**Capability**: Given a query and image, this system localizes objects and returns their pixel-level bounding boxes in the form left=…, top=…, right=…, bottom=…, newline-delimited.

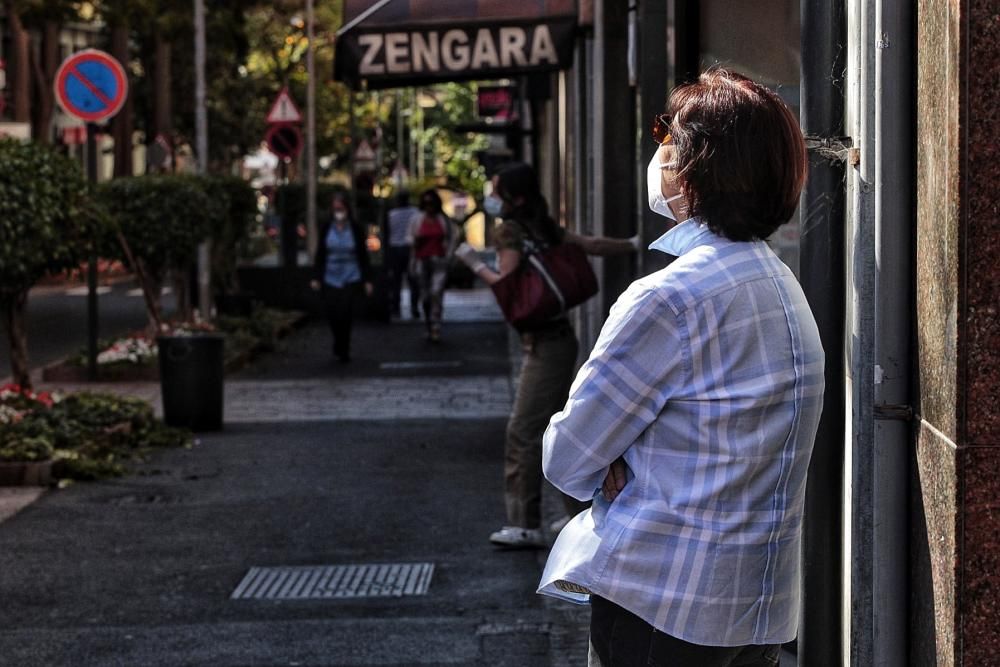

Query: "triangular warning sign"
left=354, top=139, right=376, bottom=161
left=266, top=87, right=302, bottom=124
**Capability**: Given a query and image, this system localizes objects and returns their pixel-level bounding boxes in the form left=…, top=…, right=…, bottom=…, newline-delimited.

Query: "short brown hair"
left=668, top=67, right=808, bottom=241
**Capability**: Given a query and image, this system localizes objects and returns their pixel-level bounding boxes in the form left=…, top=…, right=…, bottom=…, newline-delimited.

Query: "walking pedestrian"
left=538, top=67, right=824, bottom=665
left=408, top=189, right=460, bottom=342
left=453, top=162, right=639, bottom=549
left=386, top=191, right=420, bottom=319
left=310, top=193, right=373, bottom=363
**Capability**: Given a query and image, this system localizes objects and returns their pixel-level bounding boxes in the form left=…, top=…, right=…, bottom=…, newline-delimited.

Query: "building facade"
left=554, top=2, right=999, bottom=665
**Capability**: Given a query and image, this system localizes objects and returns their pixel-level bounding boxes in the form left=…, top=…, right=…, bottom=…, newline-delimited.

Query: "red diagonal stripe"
left=70, top=66, right=115, bottom=108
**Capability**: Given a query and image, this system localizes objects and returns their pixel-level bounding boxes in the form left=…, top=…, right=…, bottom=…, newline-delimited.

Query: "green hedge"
left=99, top=175, right=213, bottom=282
left=202, top=175, right=258, bottom=293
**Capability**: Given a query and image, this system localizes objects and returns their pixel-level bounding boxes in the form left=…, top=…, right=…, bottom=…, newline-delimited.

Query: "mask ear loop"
left=659, top=159, right=683, bottom=203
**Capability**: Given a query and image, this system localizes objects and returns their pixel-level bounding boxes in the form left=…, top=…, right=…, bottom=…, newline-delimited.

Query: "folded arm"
left=542, top=285, right=681, bottom=500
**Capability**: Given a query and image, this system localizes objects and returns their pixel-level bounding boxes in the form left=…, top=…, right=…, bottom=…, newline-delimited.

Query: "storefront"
left=337, top=3, right=1000, bottom=665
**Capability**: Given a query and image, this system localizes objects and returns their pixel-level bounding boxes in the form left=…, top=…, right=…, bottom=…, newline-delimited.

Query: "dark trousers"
left=387, top=245, right=419, bottom=316
left=589, top=596, right=781, bottom=667
left=322, top=283, right=360, bottom=360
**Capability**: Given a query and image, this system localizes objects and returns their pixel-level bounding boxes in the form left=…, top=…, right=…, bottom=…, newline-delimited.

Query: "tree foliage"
left=0, top=138, right=109, bottom=387
left=201, top=175, right=258, bottom=293
left=98, top=174, right=212, bottom=282
left=0, top=139, right=105, bottom=300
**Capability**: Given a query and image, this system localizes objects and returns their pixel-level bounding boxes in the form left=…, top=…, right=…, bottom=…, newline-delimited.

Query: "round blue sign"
left=54, top=49, right=128, bottom=123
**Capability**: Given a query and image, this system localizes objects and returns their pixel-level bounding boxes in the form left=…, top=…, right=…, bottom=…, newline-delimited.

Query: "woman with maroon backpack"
left=454, top=162, right=638, bottom=549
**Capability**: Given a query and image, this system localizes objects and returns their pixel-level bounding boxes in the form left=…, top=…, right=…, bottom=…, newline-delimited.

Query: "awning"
left=335, top=0, right=578, bottom=89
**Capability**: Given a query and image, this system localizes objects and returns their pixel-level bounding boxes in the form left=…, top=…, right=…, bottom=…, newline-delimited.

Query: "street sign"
left=53, top=49, right=128, bottom=123
left=266, top=87, right=302, bottom=124
left=353, top=139, right=376, bottom=173
left=61, top=125, right=87, bottom=145
left=266, top=123, right=302, bottom=159
left=354, top=139, right=375, bottom=161
left=478, top=86, right=516, bottom=122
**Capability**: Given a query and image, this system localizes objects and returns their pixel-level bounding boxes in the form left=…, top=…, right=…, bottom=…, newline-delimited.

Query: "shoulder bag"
left=491, top=233, right=598, bottom=331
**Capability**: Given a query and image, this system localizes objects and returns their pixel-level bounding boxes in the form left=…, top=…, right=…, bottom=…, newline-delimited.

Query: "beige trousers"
left=504, top=327, right=589, bottom=529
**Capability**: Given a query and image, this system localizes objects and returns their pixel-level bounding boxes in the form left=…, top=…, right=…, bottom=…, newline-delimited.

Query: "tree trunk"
left=110, top=23, right=134, bottom=177
left=151, top=32, right=173, bottom=171
left=5, top=4, right=31, bottom=123
left=116, top=232, right=163, bottom=331
left=28, top=20, right=60, bottom=144
left=145, top=271, right=164, bottom=333
left=172, top=271, right=191, bottom=322
left=2, top=292, right=32, bottom=390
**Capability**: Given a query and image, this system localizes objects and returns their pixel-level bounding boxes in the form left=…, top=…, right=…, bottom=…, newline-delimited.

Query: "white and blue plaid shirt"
left=538, top=219, right=824, bottom=647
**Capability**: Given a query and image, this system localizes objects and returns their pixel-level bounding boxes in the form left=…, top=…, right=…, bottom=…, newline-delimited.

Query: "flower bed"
left=96, top=336, right=157, bottom=365
left=0, top=383, right=191, bottom=484
left=41, top=308, right=304, bottom=382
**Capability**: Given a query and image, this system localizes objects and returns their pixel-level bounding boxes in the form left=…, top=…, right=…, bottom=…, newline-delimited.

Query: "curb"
left=0, top=488, right=46, bottom=527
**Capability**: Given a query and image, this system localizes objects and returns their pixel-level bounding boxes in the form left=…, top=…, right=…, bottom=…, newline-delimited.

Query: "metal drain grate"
left=230, top=563, right=435, bottom=600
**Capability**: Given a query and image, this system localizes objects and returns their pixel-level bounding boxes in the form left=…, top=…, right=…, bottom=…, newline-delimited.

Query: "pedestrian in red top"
left=408, top=189, right=460, bottom=342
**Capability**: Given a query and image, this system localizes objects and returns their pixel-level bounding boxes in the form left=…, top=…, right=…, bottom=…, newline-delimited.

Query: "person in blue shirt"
left=310, top=193, right=373, bottom=363
left=538, top=67, right=824, bottom=665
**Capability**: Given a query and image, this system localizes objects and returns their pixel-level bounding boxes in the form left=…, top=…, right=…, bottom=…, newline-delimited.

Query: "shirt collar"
left=647, top=218, right=716, bottom=256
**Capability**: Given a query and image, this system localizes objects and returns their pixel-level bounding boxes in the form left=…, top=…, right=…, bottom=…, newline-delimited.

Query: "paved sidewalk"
left=1, top=287, right=592, bottom=666
left=225, top=375, right=512, bottom=422
left=0, top=488, right=46, bottom=524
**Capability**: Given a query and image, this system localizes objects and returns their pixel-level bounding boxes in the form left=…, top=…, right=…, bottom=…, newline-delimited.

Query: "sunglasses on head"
left=652, top=113, right=673, bottom=145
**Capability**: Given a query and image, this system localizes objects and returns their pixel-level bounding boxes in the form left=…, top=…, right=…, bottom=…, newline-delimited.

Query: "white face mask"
left=483, top=194, right=504, bottom=218
left=333, top=211, right=347, bottom=222
left=646, top=150, right=685, bottom=221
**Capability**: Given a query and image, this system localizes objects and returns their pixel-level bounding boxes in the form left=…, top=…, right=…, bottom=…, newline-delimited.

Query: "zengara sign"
left=335, top=17, right=575, bottom=89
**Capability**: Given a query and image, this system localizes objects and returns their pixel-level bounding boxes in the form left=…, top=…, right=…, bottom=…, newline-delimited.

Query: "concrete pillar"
left=637, top=0, right=670, bottom=275
left=592, top=0, right=636, bottom=317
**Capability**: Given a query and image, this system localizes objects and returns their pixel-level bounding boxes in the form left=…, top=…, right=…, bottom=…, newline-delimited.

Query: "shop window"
left=699, top=0, right=802, bottom=276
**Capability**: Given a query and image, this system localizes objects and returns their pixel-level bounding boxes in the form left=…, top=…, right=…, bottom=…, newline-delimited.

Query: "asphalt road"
left=0, top=315, right=582, bottom=666
left=0, top=280, right=175, bottom=381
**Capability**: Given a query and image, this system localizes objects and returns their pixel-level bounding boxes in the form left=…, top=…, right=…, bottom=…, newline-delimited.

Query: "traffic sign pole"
left=86, top=123, right=99, bottom=381
left=54, top=49, right=129, bottom=382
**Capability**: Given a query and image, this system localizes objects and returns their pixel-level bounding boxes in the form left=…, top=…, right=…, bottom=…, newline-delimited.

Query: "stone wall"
left=912, top=0, right=1000, bottom=664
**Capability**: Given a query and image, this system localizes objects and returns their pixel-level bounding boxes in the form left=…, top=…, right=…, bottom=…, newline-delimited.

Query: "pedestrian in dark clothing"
left=310, top=193, right=373, bottom=363
left=386, top=191, right=421, bottom=319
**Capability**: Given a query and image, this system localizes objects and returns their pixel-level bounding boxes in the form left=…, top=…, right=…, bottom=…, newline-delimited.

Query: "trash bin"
left=157, top=334, right=224, bottom=431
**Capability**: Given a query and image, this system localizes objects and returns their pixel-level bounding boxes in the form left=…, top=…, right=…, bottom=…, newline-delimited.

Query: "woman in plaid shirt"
left=539, top=67, right=824, bottom=666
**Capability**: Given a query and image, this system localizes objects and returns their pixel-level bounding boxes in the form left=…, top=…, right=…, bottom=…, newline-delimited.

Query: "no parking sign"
left=52, top=49, right=129, bottom=383
left=53, top=49, right=128, bottom=123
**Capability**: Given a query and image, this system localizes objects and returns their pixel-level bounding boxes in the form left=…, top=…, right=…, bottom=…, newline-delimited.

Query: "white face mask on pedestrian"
left=646, top=149, right=686, bottom=221
left=483, top=194, right=504, bottom=218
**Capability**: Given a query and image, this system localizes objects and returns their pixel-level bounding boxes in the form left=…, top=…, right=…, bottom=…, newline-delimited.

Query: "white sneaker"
left=548, top=515, right=572, bottom=534
left=489, top=526, right=547, bottom=549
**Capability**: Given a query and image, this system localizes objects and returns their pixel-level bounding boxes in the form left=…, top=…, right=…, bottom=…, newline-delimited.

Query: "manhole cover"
left=230, top=563, right=435, bottom=600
